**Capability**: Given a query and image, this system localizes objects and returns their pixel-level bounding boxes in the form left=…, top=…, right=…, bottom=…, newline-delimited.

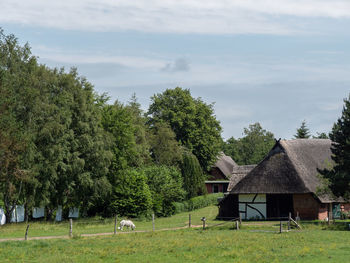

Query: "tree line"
left=1, top=29, right=349, bottom=220
left=0, top=30, right=222, bottom=220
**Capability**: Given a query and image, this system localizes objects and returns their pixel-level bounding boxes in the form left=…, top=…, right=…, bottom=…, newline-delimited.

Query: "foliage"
left=110, top=169, right=152, bottom=218
left=321, top=94, right=350, bottom=199
left=147, top=87, right=223, bottom=171
left=141, top=165, right=185, bottom=217
left=294, top=120, right=311, bottom=139
left=101, top=101, right=139, bottom=172
left=313, top=132, right=329, bottom=139
left=181, top=151, right=206, bottom=199
left=149, top=122, right=183, bottom=167
left=223, top=123, right=275, bottom=165
left=0, top=29, right=38, bottom=219
left=172, top=193, right=223, bottom=214
left=0, top=29, right=113, bottom=218
left=125, top=94, right=152, bottom=166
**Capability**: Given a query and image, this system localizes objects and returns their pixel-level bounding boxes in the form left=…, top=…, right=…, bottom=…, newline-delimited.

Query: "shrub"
left=110, top=169, right=152, bottom=218
left=172, top=193, right=223, bottom=214
left=142, top=165, right=185, bottom=217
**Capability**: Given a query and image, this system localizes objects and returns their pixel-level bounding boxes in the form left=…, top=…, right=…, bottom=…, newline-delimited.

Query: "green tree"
left=294, top=120, right=311, bottom=139
left=149, top=122, right=183, bottom=167
left=125, top=94, right=152, bottom=166
left=0, top=29, right=38, bottom=219
left=181, top=151, right=206, bottom=199
left=147, top=87, right=222, bottom=171
left=101, top=101, right=139, bottom=173
left=322, top=95, right=350, bottom=199
left=313, top=132, right=329, bottom=139
left=0, top=29, right=113, bottom=218
left=142, top=166, right=185, bottom=217
left=110, top=169, right=152, bottom=217
left=223, top=123, right=275, bottom=165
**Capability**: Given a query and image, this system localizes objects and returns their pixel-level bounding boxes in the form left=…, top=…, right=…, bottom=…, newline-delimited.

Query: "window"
left=212, top=184, right=219, bottom=193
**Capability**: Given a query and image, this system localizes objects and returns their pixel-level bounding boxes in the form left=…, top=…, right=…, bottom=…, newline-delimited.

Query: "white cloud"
left=161, top=58, right=190, bottom=72
left=1, top=0, right=350, bottom=35
left=33, top=46, right=165, bottom=69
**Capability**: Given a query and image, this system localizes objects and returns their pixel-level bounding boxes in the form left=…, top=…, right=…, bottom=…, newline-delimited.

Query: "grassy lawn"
left=1, top=206, right=350, bottom=262
left=0, top=206, right=220, bottom=239
left=0, top=225, right=350, bottom=262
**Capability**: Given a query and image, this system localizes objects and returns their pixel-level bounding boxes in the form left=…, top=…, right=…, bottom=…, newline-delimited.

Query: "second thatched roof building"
left=218, top=139, right=350, bottom=220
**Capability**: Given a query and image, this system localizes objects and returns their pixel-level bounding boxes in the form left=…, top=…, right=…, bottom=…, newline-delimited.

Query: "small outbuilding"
left=206, top=153, right=237, bottom=193
left=218, top=139, right=350, bottom=220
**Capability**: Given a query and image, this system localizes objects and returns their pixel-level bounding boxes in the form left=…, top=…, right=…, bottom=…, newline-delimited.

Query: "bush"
left=142, top=165, right=185, bottom=217
left=172, top=193, right=223, bottom=214
left=110, top=169, right=152, bottom=218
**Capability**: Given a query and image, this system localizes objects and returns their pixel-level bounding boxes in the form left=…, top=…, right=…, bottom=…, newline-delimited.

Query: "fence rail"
left=0, top=212, right=306, bottom=242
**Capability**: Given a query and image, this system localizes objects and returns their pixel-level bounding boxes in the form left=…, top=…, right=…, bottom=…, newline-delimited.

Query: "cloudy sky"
left=1, top=0, right=350, bottom=139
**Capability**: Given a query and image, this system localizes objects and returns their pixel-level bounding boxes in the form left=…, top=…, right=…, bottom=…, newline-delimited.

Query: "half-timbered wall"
left=239, top=194, right=266, bottom=220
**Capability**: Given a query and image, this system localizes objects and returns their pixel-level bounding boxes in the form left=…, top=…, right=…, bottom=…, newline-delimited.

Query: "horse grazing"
left=119, top=219, right=136, bottom=230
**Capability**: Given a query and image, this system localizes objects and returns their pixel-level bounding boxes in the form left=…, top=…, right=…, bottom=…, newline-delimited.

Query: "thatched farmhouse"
left=206, top=153, right=255, bottom=194
left=206, top=153, right=237, bottom=193
left=218, top=139, right=350, bottom=220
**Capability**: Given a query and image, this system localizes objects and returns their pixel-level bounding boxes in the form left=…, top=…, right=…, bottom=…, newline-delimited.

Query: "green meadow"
left=1, top=206, right=350, bottom=262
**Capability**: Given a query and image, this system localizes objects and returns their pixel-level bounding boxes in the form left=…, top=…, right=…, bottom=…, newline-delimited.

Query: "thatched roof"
left=213, top=152, right=237, bottom=179
left=230, top=139, right=335, bottom=202
left=228, top=165, right=256, bottom=192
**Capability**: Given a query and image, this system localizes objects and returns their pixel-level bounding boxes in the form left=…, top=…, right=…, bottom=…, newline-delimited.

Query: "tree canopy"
left=147, top=87, right=223, bottom=171
left=223, top=123, right=275, bottom=165
left=294, top=120, right=311, bottom=139
left=321, top=94, right=350, bottom=199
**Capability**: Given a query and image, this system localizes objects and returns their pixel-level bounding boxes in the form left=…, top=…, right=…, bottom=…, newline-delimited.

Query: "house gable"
left=231, top=142, right=309, bottom=194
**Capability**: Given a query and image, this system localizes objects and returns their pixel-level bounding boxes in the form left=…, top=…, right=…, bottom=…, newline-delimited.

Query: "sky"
left=1, top=0, right=350, bottom=140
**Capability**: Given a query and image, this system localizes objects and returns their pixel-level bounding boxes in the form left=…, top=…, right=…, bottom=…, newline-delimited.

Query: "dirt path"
left=0, top=225, right=196, bottom=243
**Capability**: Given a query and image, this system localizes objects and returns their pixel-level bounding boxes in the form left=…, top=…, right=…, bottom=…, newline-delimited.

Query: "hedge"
left=172, top=193, right=224, bottom=214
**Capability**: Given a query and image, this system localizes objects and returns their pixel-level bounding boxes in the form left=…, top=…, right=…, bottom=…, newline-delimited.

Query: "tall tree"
left=181, top=151, right=206, bottom=199
left=223, top=123, right=275, bottom=165
left=125, top=94, right=152, bottom=166
left=294, top=120, right=311, bottom=139
left=149, top=122, right=183, bottom=167
left=0, top=29, right=113, bottom=218
left=0, top=29, right=38, bottom=219
left=147, top=87, right=222, bottom=171
left=322, top=95, right=350, bottom=199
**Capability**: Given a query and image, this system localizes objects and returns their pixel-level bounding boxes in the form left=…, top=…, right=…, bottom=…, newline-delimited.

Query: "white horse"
left=118, top=219, right=136, bottom=230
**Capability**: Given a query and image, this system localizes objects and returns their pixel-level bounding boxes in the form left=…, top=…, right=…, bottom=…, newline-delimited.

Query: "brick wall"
left=318, top=204, right=328, bottom=220
left=293, top=194, right=319, bottom=220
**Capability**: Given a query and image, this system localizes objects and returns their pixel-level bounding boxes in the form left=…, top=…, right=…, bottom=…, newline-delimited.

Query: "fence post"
left=235, top=220, right=239, bottom=230
left=152, top=213, right=155, bottom=231
left=69, top=218, right=73, bottom=238
left=288, top=212, right=291, bottom=231
left=296, top=211, right=300, bottom=223
left=114, top=214, right=118, bottom=235
left=279, top=221, right=282, bottom=233
left=189, top=214, right=191, bottom=228
left=201, top=217, right=206, bottom=230
left=25, top=224, right=30, bottom=241
left=239, top=214, right=242, bottom=225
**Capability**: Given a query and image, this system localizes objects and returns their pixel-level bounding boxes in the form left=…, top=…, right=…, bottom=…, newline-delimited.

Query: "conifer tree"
left=181, top=151, right=206, bottom=199
left=294, top=120, right=311, bottom=139
left=323, top=95, right=350, bottom=198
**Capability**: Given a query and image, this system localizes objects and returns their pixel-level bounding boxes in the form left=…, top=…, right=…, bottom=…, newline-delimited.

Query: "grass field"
left=1, top=206, right=350, bottom=262
left=0, top=206, right=219, bottom=239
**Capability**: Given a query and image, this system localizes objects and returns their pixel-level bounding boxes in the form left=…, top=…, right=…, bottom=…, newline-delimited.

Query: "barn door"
left=332, top=203, right=341, bottom=219
left=267, top=194, right=294, bottom=219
